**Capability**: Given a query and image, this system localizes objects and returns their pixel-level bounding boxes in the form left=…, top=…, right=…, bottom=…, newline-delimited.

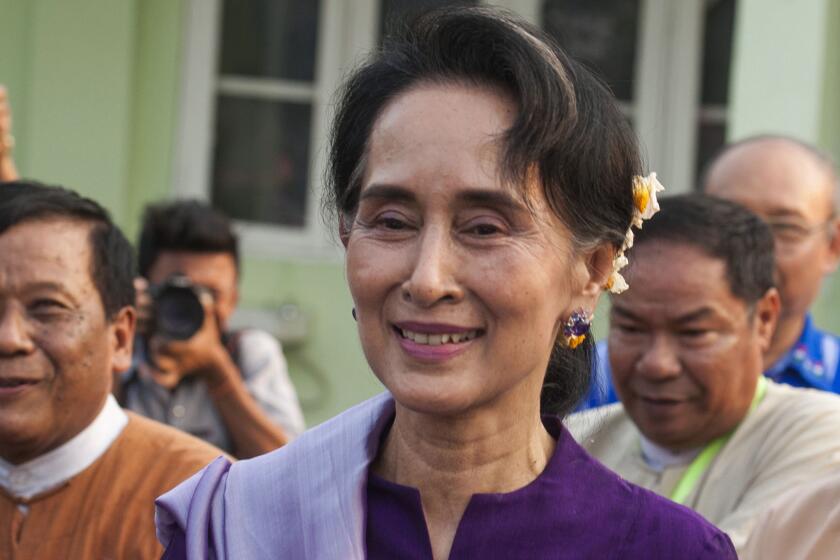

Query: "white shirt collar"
left=0, top=395, right=128, bottom=500
left=640, top=434, right=701, bottom=472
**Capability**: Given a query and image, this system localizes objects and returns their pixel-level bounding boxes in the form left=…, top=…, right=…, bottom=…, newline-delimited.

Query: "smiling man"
left=0, top=182, right=222, bottom=559
left=567, top=195, right=840, bottom=553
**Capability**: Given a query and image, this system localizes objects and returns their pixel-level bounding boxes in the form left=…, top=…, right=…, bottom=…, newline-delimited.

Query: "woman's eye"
left=378, top=216, right=408, bottom=230
left=464, top=221, right=505, bottom=236
left=681, top=329, right=711, bottom=339
left=472, top=224, right=500, bottom=235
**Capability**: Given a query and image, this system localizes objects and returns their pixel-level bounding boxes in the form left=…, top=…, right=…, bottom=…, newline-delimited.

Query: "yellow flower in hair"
left=632, top=172, right=665, bottom=222
left=605, top=172, right=666, bottom=294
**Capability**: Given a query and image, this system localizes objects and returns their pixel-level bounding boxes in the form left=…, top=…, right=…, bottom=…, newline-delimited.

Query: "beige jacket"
left=741, top=472, right=840, bottom=560
left=566, top=380, right=840, bottom=553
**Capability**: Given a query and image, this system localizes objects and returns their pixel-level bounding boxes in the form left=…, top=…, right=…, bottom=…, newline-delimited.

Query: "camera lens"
left=155, top=285, right=205, bottom=340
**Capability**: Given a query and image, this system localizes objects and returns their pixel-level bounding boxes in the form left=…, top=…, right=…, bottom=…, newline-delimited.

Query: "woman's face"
left=345, top=83, right=593, bottom=416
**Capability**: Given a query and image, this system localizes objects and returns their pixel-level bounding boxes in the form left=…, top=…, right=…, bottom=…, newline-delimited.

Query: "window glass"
left=212, top=97, right=312, bottom=227
left=220, top=0, right=321, bottom=81
left=542, top=0, right=641, bottom=101
left=699, top=0, right=736, bottom=105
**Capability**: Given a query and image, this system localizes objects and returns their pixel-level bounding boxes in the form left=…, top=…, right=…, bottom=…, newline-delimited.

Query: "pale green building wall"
left=0, top=0, right=377, bottom=426
left=730, top=0, right=840, bottom=335
left=2, top=1, right=840, bottom=424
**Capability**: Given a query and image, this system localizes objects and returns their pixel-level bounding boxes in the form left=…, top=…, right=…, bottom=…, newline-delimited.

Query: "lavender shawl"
left=155, top=392, right=396, bottom=559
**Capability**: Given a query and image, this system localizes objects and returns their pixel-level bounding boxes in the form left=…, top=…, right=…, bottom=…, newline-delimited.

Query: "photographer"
left=118, top=200, right=305, bottom=458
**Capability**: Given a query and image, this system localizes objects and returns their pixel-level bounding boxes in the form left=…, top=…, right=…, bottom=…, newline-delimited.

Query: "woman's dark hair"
left=632, top=194, right=776, bottom=304
left=137, top=200, right=240, bottom=278
left=325, top=7, right=642, bottom=416
left=0, top=180, right=136, bottom=319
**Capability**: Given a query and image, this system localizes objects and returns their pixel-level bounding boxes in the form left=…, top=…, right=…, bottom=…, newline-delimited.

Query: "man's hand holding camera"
left=133, top=273, right=289, bottom=456
left=135, top=277, right=236, bottom=394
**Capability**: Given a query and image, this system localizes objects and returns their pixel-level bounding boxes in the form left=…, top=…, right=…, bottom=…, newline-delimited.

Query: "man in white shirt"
left=567, top=195, right=840, bottom=553
left=0, top=181, right=221, bottom=559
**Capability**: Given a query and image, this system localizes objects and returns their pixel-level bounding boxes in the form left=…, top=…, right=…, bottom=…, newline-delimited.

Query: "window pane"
left=380, top=0, right=477, bottom=39
left=695, top=122, right=726, bottom=185
left=212, top=97, right=312, bottom=227
left=220, top=0, right=321, bottom=81
left=542, top=0, right=641, bottom=101
left=700, top=0, right=736, bottom=105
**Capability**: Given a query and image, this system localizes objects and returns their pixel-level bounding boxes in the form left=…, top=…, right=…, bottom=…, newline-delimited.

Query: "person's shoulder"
left=234, top=328, right=282, bottom=354
left=763, top=380, right=840, bottom=421
left=557, top=431, right=736, bottom=557
left=624, top=483, right=737, bottom=557
left=565, top=402, right=628, bottom=442
left=121, top=412, right=225, bottom=472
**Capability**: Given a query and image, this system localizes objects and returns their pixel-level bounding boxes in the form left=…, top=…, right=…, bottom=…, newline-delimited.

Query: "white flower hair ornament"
left=604, top=173, right=665, bottom=294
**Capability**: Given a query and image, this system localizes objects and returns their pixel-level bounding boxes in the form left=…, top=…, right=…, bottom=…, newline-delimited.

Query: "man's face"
left=609, top=242, right=778, bottom=450
left=147, top=251, right=239, bottom=329
left=0, top=219, right=134, bottom=464
left=705, top=141, right=840, bottom=322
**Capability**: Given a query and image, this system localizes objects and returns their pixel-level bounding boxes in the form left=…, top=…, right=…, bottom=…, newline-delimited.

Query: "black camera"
left=147, top=275, right=208, bottom=340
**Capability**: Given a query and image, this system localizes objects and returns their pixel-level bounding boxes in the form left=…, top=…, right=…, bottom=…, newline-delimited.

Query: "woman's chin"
left=385, top=380, right=491, bottom=418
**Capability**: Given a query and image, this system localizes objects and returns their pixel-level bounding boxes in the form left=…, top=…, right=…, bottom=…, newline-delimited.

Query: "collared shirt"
left=121, top=329, right=305, bottom=453
left=567, top=380, right=840, bottom=553
left=579, top=313, right=840, bottom=410
left=0, top=395, right=127, bottom=500
left=640, top=435, right=701, bottom=473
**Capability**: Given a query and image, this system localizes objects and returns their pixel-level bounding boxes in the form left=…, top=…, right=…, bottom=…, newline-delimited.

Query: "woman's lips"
left=392, top=323, right=483, bottom=362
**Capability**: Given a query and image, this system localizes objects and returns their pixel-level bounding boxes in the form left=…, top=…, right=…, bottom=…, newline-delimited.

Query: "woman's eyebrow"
left=359, top=185, right=528, bottom=214
left=456, top=189, right=529, bottom=213
left=359, top=184, right=415, bottom=203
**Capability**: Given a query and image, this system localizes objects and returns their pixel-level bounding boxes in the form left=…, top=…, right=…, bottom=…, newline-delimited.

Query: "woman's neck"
left=372, top=393, right=555, bottom=560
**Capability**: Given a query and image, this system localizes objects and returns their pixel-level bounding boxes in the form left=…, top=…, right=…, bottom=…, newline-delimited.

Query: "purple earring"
left=562, top=309, right=591, bottom=349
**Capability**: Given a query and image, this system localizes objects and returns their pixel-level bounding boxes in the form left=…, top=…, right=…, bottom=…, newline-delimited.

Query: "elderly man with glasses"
left=584, top=135, right=840, bottom=408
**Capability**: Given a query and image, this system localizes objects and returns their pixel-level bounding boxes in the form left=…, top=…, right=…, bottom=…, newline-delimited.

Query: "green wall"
left=0, top=0, right=182, bottom=230
left=239, top=260, right=380, bottom=425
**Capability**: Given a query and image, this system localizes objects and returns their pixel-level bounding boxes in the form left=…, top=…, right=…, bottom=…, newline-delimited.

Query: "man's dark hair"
left=632, top=194, right=775, bottom=304
left=137, top=200, right=240, bottom=278
left=0, top=181, right=136, bottom=319
left=326, top=7, right=642, bottom=416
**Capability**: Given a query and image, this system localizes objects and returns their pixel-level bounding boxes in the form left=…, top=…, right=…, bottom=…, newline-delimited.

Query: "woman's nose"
left=401, top=228, right=464, bottom=307
left=0, top=305, right=35, bottom=357
left=635, top=334, right=681, bottom=380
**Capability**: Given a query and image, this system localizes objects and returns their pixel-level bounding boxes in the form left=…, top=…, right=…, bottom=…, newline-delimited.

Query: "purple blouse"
left=366, top=417, right=735, bottom=559
left=156, top=393, right=735, bottom=559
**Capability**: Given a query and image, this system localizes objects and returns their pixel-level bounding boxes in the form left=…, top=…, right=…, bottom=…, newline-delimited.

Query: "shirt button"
left=172, top=404, right=186, bottom=419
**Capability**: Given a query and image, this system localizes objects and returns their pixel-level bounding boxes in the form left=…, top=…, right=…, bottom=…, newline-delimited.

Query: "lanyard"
left=668, top=376, right=768, bottom=505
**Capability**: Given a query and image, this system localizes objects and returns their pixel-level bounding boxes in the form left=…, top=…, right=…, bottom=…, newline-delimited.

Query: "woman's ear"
left=568, top=243, right=615, bottom=312
left=582, top=244, right=616, bottom=298
left=339, top=215, right=351, bottom=248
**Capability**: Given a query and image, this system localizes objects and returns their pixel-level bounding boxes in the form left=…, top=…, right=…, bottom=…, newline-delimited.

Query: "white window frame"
left=173, top=0, right=721, bottom=263
left=497, top=0, right=716, bottom=194
left=173, top=0, right=375, bottom=262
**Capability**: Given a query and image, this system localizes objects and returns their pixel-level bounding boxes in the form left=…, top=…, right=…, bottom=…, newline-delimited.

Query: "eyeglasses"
left=765, top=216, right=836, bottom=246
